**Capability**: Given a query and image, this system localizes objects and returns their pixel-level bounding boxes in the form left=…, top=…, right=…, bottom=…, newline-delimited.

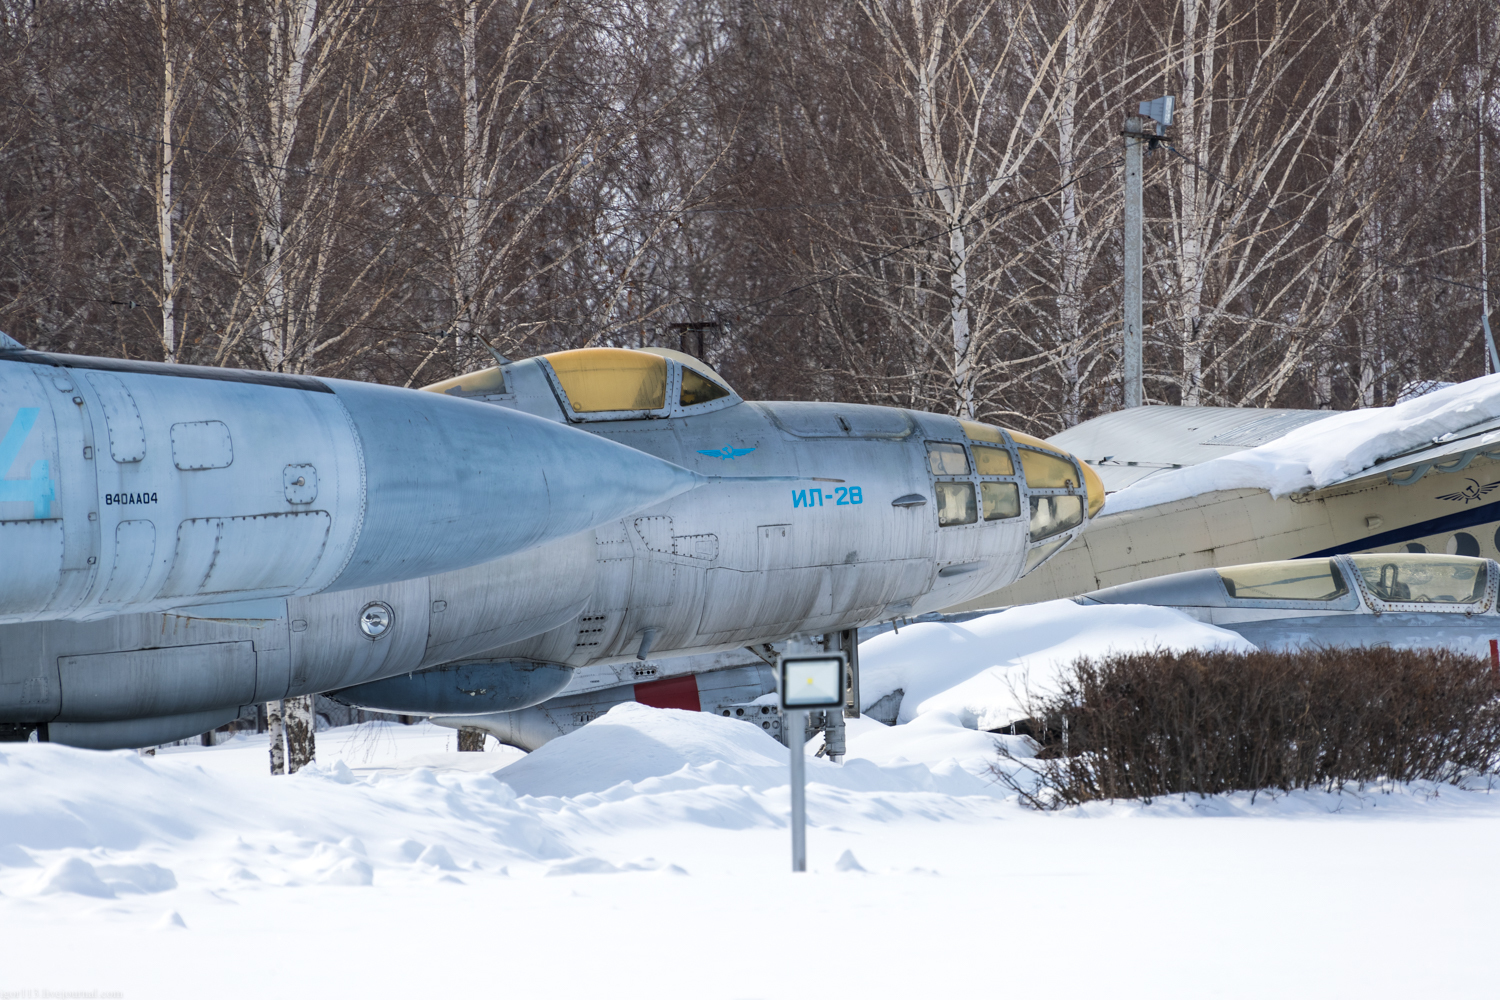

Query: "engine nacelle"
left=0, top=341, right=700, bottom=624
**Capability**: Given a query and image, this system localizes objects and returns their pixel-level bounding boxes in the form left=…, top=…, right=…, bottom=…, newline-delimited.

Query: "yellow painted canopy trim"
left=959, top=419, right=1005, bottom=444
left=1081, top=460, right=1106, bottom=518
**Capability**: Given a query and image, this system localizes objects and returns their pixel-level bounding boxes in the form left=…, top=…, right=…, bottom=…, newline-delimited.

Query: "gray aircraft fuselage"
left=0, top=347, right=1102, bottom=747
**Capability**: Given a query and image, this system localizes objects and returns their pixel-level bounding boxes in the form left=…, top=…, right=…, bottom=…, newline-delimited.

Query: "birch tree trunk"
left=267, top=699, right=286, bottom=775
left=156, top=0, right=179, bottom=363
left=1171, top=0, right=1214, bottom=406
left=284, top=694, right=316, bottom=773
left=249, top=0, right=318, bottom=372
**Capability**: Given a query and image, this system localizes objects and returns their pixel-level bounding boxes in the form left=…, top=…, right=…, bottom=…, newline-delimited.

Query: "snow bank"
left=1105, top=373, right=1500, bottom=514
left=5, top=711, right=1500, bottom=997
left=841, top=712, right=1032, bottom=775
left=858, top=599, right=1255, bottom=729
left=0, top=706, right=1007, bottom=906
left=496, top=702, right=1000, bottom=799
left=494, top=703, right=786, bottom=798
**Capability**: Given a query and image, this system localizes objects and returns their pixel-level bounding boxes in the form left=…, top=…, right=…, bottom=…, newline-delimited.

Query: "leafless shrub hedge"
left=996, top=647, right=1500, bottom=808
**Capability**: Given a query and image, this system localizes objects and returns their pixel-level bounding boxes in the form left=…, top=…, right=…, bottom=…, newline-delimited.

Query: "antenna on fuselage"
left=471, top=330, right=510, bottom=367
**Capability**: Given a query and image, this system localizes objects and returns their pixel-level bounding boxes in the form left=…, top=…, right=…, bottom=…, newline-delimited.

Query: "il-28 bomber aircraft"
left=0, top=332, right=1104, bottom=749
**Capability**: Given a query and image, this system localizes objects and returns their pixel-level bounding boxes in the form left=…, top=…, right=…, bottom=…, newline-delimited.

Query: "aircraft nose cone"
left=326, top=379, right=697, bottom=591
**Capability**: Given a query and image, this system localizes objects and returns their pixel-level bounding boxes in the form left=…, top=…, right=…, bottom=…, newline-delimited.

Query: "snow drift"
left=858, top=599, right=1255, bottom=729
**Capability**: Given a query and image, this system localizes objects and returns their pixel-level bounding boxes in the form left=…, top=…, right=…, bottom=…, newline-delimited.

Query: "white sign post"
left=778, top=652, right=846, bottom=873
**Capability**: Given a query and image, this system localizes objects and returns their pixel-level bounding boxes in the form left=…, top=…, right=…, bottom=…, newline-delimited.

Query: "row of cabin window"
left=927, top=440, right=1084, bottom=539
left=934, top=481, right=1083, bottom=539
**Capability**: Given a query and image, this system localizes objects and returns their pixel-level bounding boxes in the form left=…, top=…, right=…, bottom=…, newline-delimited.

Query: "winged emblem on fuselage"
left=697, top=445, right=756, bottom=460
left=1435, top=478, right=1500, bottom=503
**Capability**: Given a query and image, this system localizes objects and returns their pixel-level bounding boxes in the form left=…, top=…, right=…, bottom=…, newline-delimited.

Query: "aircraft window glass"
left=973, top=444, right=1014, bottom=476
left=981, top=482, right=1020, bottom=521
left=927, top=442, right=970, bottom=476
left=545, top=349, right=667, bottom=412
left=1020, top=448, right=1079, bottom=489
left=1218, top=560, right=1349, bottom=601
left=680, top=367, right=730, bottom=407
left=1029, top=494, right=1083, bottom=540
left=936, top=481, right=977, bottom=526
left=1348, top=554, right=1487, bottom=604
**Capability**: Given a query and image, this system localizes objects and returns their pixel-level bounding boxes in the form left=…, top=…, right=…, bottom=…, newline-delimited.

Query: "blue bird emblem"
left=697, top=444, right=756, bottom=460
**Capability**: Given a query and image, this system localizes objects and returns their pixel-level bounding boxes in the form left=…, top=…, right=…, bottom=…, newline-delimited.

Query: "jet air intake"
left=0, top=344, right=701, bottom=623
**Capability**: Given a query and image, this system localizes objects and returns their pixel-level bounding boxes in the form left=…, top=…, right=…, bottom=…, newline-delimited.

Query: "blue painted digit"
left=850, top=486, right=862, bottom=505
left=835, top=487, right=848, bottom=505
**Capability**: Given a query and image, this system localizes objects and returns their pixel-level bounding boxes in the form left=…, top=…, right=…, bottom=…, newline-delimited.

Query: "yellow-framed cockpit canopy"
left=421, top=346, right=740, bottom=422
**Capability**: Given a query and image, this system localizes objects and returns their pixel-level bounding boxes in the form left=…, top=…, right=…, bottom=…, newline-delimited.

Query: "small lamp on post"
left=778, top=651, right=846, bottom=873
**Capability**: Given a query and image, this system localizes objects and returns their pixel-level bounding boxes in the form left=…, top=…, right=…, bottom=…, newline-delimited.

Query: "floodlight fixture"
left=1139, top=95, right=1175, bottom=130
left=778, top=654, right=846, bottom=710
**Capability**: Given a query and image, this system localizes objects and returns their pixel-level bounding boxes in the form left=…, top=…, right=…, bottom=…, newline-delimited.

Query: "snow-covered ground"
left=4, top=605, right=1499, bottom=998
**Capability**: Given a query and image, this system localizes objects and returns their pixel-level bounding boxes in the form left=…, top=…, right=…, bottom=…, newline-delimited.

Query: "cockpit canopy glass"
left=1348, top=554, right=1487, bottom=604
left=680, top=367, right=729, bottom=406
left=1219, top=560, right=1349, bottom=601
left=636, top=347, right=736, bottom=407
left=546, top=349, right=667, bottom=412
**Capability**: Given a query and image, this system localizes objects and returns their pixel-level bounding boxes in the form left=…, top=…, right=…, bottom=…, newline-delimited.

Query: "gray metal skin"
left=0, top=348, right=1096, bottom=748
left=1076, top=555, right=1500, bottom=654
left=416, top=352, right=1094, bottom=668
left=0, top=342, right=701, bottom=622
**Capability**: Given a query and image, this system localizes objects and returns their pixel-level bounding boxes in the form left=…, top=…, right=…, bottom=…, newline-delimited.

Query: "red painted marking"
left=633, top=673, right=701, bottom=712
left=1490, top=639, right=1499, bottom=679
